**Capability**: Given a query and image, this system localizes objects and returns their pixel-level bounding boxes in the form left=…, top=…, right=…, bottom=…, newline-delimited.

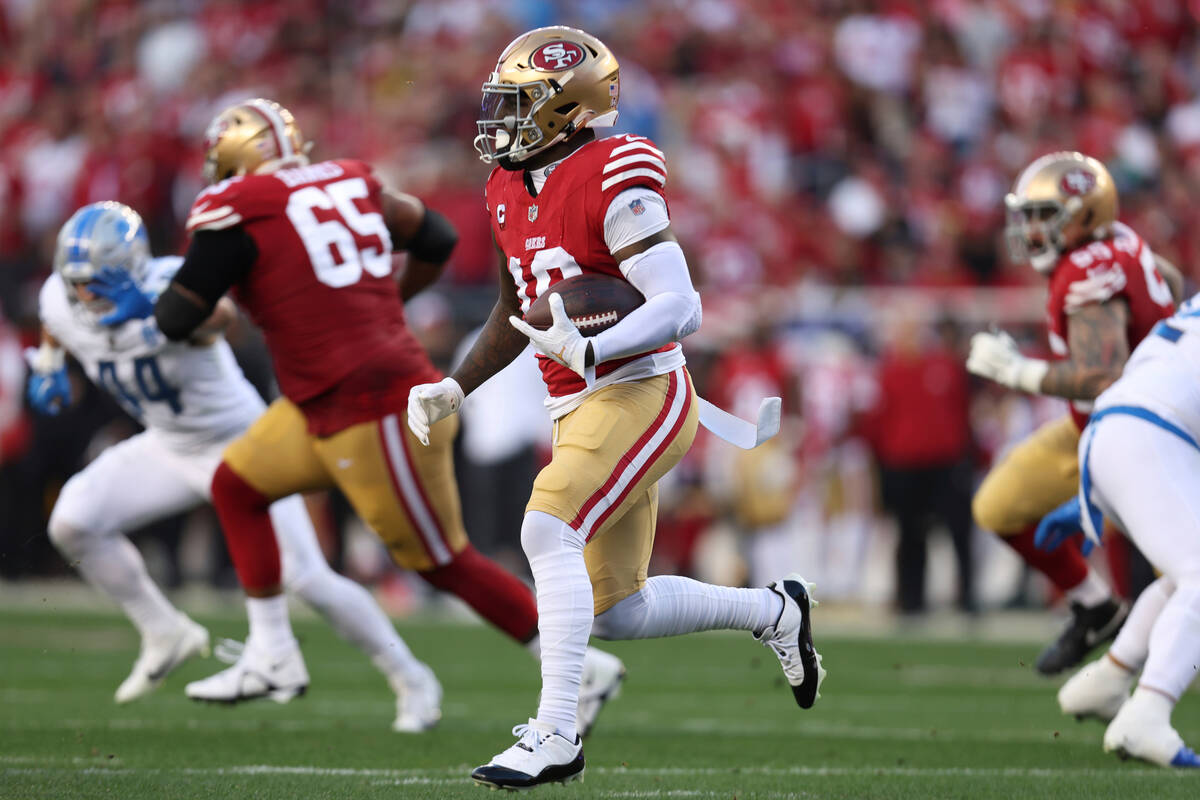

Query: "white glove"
left=966, top=330, right=1048, bottom=394
left=406, top=377, right=464, bottom=446
left=509, top=293, right=595, bottom=385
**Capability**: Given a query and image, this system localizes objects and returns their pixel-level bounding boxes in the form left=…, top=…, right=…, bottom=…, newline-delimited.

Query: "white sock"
left=56, top=526, right=180, bottom=639
left=1065, top=568, right=1111, bottom=608
left=1109, top=576, right=1175, bottom=672
left=1139, top=581, right=1200, bottom=702
left=290, top=569, right=423, bottom=683
left=521, top=511, right=592, bottom=742
left=1127, top=685, right=1176, bottom=723
left=246, top=594, right=297, bottom=654
left=593, top=576, right=783, bottom=639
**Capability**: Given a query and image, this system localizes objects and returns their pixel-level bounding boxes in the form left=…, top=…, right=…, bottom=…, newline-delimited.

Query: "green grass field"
left=2, top=606, right=1198, bottom=799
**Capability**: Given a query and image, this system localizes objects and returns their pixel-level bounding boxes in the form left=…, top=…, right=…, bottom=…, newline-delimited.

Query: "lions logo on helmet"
left=1004, top=151, right=1118, bottom=275
left=474, top=26, right=620, bottom=168
left=53, top=202, right=151, bottom=323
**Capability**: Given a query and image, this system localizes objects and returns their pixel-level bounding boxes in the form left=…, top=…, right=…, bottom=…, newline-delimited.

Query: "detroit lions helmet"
left=53, top=202, right=151, bottom=318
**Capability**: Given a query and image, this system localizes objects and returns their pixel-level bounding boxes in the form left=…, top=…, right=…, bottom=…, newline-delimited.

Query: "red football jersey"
left=486, top=134, right=676, bottom=397
left=186, top=159, right=439, bottom=435
left=1046, top=221, right=1175, bottom=428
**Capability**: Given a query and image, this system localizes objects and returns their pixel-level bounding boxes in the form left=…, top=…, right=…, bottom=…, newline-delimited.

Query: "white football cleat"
left=756, top=573, right=825, bottom=709
left=1057, top=656, right=1134, bottom=723
left=1104, top=690, right=1200, bottom=768
left=391, top=662, right=443, bottom=733
left=185, top=640, right=308, bottom=704
left=114, top=616, right=210, bottom=704
left=577, top=647, right=625, bottom=739
left=471, top=719, right=584, bottom=790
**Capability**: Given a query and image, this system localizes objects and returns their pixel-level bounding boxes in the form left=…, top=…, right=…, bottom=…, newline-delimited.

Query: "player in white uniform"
left=1035, top=292, right=1200, bottom=768
left=27, top=202, right=442, bottom=730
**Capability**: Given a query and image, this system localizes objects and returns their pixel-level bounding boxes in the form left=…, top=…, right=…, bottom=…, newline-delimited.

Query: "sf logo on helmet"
left=1060, top=169, right=1096, bottom=196
left=531, top=41, right=585, bottom=71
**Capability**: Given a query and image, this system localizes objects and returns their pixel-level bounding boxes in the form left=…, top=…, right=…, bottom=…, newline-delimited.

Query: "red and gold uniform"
left=973, top=221, right=1174, bottom=537
left=186, top=159, right=461, bottom=571
left=487, top=134, right=698, bottom=613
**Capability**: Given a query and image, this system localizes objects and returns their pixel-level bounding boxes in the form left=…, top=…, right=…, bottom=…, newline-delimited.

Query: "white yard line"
left=1, top=761, right=1185, bottom=780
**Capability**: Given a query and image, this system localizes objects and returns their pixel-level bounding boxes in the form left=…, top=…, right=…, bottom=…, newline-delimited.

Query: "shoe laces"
left=214, top=638, right=245, bottom=665
left=510, top=721, right=554, bottom=753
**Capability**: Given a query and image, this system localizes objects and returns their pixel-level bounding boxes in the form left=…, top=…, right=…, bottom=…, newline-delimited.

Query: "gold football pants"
left=972, top=415, right=1081, bottom=536
left=528, top=367, right=699, bottom=614
left=222, top=398, right=467, bottom=571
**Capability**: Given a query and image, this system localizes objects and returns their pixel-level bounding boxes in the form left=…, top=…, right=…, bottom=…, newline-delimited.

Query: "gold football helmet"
left=1004, top=151, right=1118, bottom=273
left=202, top=98, right=311, bottom=184
left=474, top=26, right=620, bottom=167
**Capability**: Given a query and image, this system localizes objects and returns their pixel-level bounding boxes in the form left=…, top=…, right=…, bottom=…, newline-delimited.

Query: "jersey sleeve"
left=185, top=176, right=276, bottom=234
left=596, top=136, right=669, bottom=208
left=1056, top=251, right=1129, bottom=315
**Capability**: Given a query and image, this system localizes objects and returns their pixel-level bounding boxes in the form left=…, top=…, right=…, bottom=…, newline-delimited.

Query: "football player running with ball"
left=967, top=153, right=1180, bottom=674
left=29, top=202, right=439, bottom=725
left=408, top=26, right=824, bottom=790
left=128, top=99, right=621, bottom=732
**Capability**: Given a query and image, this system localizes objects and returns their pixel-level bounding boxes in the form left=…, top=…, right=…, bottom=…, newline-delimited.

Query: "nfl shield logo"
left=528, top=205, right=539, bottom=222
left=629, top=198, right=645, bottom=216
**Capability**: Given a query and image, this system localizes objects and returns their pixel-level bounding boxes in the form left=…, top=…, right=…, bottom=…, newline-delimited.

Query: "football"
left=523, top=273, right=644, bottom=334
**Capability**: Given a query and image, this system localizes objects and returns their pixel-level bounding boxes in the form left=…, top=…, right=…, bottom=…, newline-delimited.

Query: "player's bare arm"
left=380, top=190, right=458, bottom=302
left=1039, top=298, right=1131, bottom=401
left=187, top=297, right=238, bottom=345
left=449, top=240, right=528, bottom=395
left=1156, top=255, right=1185, bottom=305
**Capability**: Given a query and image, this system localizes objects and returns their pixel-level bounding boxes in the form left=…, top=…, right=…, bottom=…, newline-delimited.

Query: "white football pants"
left=1086, top=414, right=1200, bottom=701
left=48, top=429, right=423, bottom=682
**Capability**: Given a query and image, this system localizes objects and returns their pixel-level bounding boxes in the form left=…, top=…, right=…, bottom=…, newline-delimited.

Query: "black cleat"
left=757, top=574, right=826, bottom=709
left=1035, top=599, right=1128, bottom=676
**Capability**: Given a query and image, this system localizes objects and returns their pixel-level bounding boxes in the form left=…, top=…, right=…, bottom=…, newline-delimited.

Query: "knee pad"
left=520, top=510, right=585, bottom=559
left=47, top=514, right=90, bottom=556
left=591, top=589, right=648, bottom=640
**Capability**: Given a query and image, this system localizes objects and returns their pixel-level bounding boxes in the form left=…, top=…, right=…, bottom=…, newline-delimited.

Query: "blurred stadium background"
left=2, top=0, right=1198, bottom=620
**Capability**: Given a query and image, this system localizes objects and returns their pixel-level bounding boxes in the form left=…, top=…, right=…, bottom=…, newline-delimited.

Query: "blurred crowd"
left=1, top=0, right=1196, bottom=612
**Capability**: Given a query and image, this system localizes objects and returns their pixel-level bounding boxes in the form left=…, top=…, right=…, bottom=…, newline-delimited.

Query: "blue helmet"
left=54, top=202, right=150, bottom=286
left=53, top=202, right=151, bottom=321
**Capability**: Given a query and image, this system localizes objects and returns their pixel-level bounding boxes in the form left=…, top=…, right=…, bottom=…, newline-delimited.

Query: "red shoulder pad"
left=593, top=135, right=668, bottom=203
left=185, top=175, right=281, bottom=234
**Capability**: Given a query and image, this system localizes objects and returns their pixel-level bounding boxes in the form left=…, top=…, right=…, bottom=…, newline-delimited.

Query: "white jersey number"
left=285, top=178, right=393, bottom=288
left=508, top=247, right=583, bottom=314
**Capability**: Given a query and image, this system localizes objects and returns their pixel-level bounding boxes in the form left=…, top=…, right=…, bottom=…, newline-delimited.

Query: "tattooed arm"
left=1039, top=298, right=1130, bottom=401
left=449, top=238, right=529, bottom=396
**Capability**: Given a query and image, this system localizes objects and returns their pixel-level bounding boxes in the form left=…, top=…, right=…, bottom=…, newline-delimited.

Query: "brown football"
left=524, top=274, right=644, bottom=334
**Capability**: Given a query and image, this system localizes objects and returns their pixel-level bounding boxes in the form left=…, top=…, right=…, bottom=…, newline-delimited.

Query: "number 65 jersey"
left=39, top=257, right=264, bottom=450
left=185, top=159, right=440, bottom=435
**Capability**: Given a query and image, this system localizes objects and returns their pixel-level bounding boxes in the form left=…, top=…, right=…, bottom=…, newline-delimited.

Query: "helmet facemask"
left=1004, top=194, right=1080, bottom=274
left=475, top=78, right=572, bottom=168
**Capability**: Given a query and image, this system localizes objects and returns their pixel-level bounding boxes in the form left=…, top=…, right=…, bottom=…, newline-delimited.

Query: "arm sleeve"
left=590, top=241, right=702, bottom=364
left=154, top=228, right=257, bottom=341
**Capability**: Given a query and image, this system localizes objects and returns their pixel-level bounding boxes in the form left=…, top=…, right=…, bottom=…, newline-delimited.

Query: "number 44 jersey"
left=185, top=159, right=439, bottom=435
left=39, top=256, right=265, bottom=450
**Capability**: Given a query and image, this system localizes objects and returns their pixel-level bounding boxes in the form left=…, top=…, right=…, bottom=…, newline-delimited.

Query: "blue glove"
left=88, top=267, right=153, bottom=326
left=1034, top=497, right=1099, bottom=556
left=27, top=368, right=70, bottom=415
